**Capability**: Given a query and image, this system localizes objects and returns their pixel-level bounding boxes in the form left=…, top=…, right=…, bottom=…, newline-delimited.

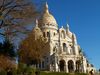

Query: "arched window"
left=63, top=43, right=66, bottom=52
left=61, top=31, right=65, bottom=39
left=43, top=32, right=45, bottom=37
left=53, top=47, right=56, bottom=53
left=54, top=32, right=55, bottom=36
left=47, top=32, right=50, bottom=37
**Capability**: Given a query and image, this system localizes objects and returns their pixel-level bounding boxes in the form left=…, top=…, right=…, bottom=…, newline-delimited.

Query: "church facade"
left=33, top=3, right=96, bottom=73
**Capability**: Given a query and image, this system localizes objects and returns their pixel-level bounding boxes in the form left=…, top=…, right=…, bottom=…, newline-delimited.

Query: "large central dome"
left=39, top=3, right=58, bottom=28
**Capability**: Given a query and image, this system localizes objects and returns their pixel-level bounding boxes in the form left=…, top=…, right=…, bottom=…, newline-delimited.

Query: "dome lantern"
left=35, top=19, right=39, bottom=27
left=44, top=2, right=49, bottom=13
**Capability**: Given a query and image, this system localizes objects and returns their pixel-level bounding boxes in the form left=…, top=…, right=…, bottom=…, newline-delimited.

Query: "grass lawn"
left=40, top=71, right=88, bottom=75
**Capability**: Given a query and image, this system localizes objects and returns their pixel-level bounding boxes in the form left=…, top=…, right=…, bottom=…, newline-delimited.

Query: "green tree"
left=0, top=38, right=16, bottom=57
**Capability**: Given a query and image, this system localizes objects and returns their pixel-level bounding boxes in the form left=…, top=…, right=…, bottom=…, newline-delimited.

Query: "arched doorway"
left=68, top=60, right=74, bottom=72
left=59, top=60, right=65, bottom=71
left=76, top=60, right=81, bottom=72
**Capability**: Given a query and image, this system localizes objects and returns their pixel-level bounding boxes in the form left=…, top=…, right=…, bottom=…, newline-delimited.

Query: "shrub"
left=74, top=73, right=87, bottom=75
left=41, top=72, right=69, bottom=75
left=25, top=66, right=35, bottom=75
left=17, top=62, right=27, bottom=74
left=0, top=70, right=7, bottom=75
left=12, top=69, right=17, bottom=75
left=41, top=72, right=88, bottom=75
left=17, top=63, right=36, bottom=75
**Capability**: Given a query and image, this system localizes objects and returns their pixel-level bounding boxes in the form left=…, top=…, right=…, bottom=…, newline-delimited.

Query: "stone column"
left=82, top=58, right=87, bottom=73
left=67, top=47, right=70, bottom=54
left=60, top=46, right=63, bottom=53
left=73, top=61, right=76, bottom=72
left=50, top=64, right=53, bottom=71
left=65, top=61, right=68, bottom=73
left=40, top=61, right=42, bottom=69
left=54, top=55, right=59, bottom=72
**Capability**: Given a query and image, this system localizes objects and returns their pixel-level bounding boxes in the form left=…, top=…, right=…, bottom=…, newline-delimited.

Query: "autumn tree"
left=0, top=38, right=16, bottom=70
left=18, top=24, right=49, bottom=67
left=0, top=0, right=38, bottom=41
left=0, top=0, right=39, bottom=70
left=0, top=55, right=16, bottom=70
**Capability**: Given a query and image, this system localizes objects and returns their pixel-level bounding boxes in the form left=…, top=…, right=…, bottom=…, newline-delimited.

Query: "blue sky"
left=34, top=0, right=100, bottom=69
left=0, top=0, right=100, bottom=70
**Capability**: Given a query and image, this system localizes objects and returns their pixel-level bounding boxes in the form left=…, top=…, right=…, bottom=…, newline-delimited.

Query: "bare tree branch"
left=0, top=0, right=39, bottom=41
left=3, top=0, right=13, bottom=7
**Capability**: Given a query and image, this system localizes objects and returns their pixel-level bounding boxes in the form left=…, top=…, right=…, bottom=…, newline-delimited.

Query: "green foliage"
left=17, top=63, right=27, bottom=74
left=25, top=66, right=35, bottom=75
left=12, top=69, right=18, bottom=75
left=41, top=72, right=88, bottom=75
left=0, top=70, right=88, bottom=75
left=74, top=73, right=87, bottom=75
left=17, top=62, right=35, bottom=75
left=41, top=72, right=69, bottom=75
left=0, top=70, right=7, bottom=75
left=0, top=39, right=16, bottom=57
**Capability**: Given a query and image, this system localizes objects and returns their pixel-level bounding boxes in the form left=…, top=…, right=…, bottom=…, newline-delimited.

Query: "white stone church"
left=32, top=3, right=96, bottom=73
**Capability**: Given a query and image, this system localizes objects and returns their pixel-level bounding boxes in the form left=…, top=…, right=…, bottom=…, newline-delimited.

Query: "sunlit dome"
left=39, top=2, right=57, bottom=27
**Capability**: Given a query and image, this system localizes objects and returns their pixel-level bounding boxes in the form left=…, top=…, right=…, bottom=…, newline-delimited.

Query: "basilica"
left=32, top=3, right=96, bottom=73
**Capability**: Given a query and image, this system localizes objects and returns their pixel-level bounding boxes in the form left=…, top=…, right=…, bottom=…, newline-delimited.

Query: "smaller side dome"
left=32, top=19, right=43, bottom=40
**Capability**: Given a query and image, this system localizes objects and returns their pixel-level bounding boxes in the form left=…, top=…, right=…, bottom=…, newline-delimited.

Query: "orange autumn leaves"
left=0, top=55, right=16, bottom=70
left=18, top=32, right=49, bottom=64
